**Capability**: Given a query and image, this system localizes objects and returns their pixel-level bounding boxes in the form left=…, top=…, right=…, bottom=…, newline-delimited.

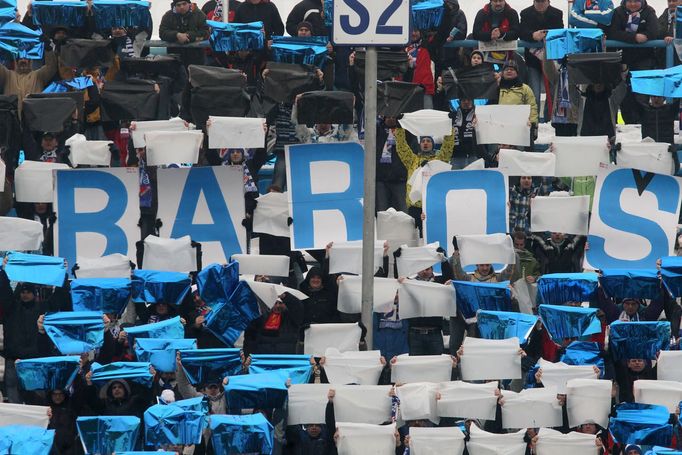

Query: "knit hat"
left=17, top=282, right=37, bottom=294
left=470, top=50, right=484, bottom=61
left=503, top=59, right=518, bottom=72
left=624, top=445, right=642, bottom=455
left=297, top=21, right=313, bottom=32
left=160, top=389, right=176, bottom=403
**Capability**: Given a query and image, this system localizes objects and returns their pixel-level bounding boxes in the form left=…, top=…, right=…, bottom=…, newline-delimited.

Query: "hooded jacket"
left=569, top=0, right=615, bottom=28
left=87, top=379, right=152, bottom=418
left=472, top=2, right=520, bottom=42
left=299, top=266, right=339, bottom=325
left=285, top=0, right=327, bottom=37
left=243, top=292, right=304, bottom=355
left=433, top=0, right=468, bottom=69
left=608, top=0, right=659, bottom=68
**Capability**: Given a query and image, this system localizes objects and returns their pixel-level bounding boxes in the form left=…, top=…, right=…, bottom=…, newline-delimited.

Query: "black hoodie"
left=299, top=266, right=339, bottom=325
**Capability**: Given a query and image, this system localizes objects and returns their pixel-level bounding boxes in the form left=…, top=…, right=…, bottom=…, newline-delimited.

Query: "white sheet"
left=618, top=141, right=675, bottom=175
left=535, top=428, right=599, bottom=455
left=436, top=381, right=499, bottom=421
left=0, top=403, right=49, bottom=427
left=475, top=105, right=531, bottom=147
left=501, top=387, right=563, bottom=429
left=464, top=158, right=486, bottom=170
left=0, top=217, right=44, bottom=251
left=335, top=422, right=396, bottom=455
left=65, top=133, right=112, bottom=167
left=252, top=191, right=290, bottom=238
left=616, top=124, right=642, bottom=144
left=232, top=254, right=290, bottom=277
left=409, top=426, right=465, bottom=455
left=467, top=425, right=527, bottom=455
left=0, top=157, right=5, bottom=191
left=457, top=233, right=516, bottom=267
left=304, top=323, right=362, bottom=357
left=75, top=253, right=132, bottom=278
left=207, top=116, right=266, bottom=149
left=144, top=130, right=204, bottom=166
left=530, top=195, right=590, bottom=236
left=322, top=349, right=384, bottom=385
left=566, top=378, right=612, bottom=428
left=15, top=160, right=70, bottom=203
left=552, top=136, right=610, bottom=177
left=656, top=350, right=682, bottom=381
left=397, top=279, right=456, bottom=320
left=337, top=276, right=400, bottom=314
left=376, top=209, right=417, bottom=243
left=131, top=118, right=189, bottom=148
left=398, top=109, right=452, bottom=139
left=396, top=243, right=444, bottom=277
left=460, top=337, right=522, bottom=381
left=498, top=148, right=556, bottom=176
left=396, top=382, right=439, bottom=423
left=390, top=354, right=452, bottom=384
left=633, top=379, right=682, bottom=413
left=333, top=385, right=393, bottom=424
left=513, top=278, right=537, bottom=315
left=537, top=359, right=599, bottom=394
left=329, top=241, right=384, bottom=275
left=407, top=160, right=452, bottom=204
left=244, top=279, right=308, bottom=308
left=143, top=235, right=196, bottom=272
left=287, top=383, right=330, bottom=425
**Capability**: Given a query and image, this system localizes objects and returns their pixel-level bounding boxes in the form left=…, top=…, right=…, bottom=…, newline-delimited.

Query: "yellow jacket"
left=499, top=83, right=539, bottom=125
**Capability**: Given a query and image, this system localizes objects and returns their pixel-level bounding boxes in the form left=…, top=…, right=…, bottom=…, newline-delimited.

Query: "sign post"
left=332, top=0, right=411, bottom=350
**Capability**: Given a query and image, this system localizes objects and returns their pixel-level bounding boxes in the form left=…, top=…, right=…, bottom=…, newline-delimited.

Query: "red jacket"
left=406, top=44, right=435, bottom=95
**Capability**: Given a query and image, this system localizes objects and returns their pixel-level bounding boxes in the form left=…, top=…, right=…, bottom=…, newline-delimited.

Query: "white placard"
left=329, top=241, right=384, bottom=275
left=390, top=354, right=452, bottom=384
left=396, top=243, right=444, bottom=277
left=498, top=148, right=556, bottom=176
left=337, top=276, right=399, bottom=314
left=501, top=387, right=563, bottom=429
left=478, top=40, right=519, bottom=52
left=145, top=130, right=204, bottom=166
left=232, top=254, right=290, bottom=277
left=409, top=427, right=465, bottom=455
left=537, top=359, right=599, bottom=394
left=407, top=160, right=453, bottom=205
left=475, top=105, right=531, bottom=147
left=287, top=383, right=330, bottom=425
left=335, top=422, right=396, bottom=455
left=15, top=161, right=70, bottom=203
left=467, top=425, right=527, bottom=455
left=437, top=381, right=499, bottom=421
left=399, top=110, right=452, bottom=141
left=0, top=403, right=49, bottom=427
left=535, top=428, right=599, bottom=455
left=618, top=142, right=675, bottom=175
left=616, top=124, right=642, bottom=144
left=322, top=349, right=384, bottom=385
left=457, top=233, right=516, bottom=267
left=530, top=195, right=590, bottom=236
left=143, top=235, right=196, bottom=273
left=304, top=323, right=362, bottom=357
left=656, top=350, right=682, bottom=381
left=131, top=118, right=189, bottom=148
left=252, top=191, right=290, bottom=238
left=633, top=379, right=682, bottom=413
left=0, top=217, right=44, bottom=251
left=566, top=378, right=612, bottom=428
left=244, top=279, right=308, bottom=308
left=75, top=253, right=132, bottom=278
left=65, top=134, right=112, bottom=167
left=376, top=209, right=417, bottom=243
left=397, top=280, right=456, bottom=320
left=333, top=385, right=393, bottom=425
left=396, top=382, right=439, bottom=423
left=460, top=337, right=522, bottom=381
left=207, top=116, right=266, bottom=149
left=552, top=136, right=610, bottom=177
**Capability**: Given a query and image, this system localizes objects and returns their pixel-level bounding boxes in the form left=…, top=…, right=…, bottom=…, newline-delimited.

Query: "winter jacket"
left=433, top=0, right=468, bottom=69
left=530, top=234, right=586, bottom=274
left=0, top=51, right=58, bottom=114
left=543, top=59, right=582, bottom=126
left=405, top=41, right=435, bottom=95
left=243, top=293, right=304, bottom=355
left=85, top=379, right=153, bottom=418
left=519, top=5, right=564, bottom=71
left=638, top=99, right=679, bottom=145
left=499, top=81, right=539, bottom=125
left=569, top=0, right=615, bottom=28
left=234, top=0, right=284, bottom=39
left=608, top=0, right=659, bottom=69
left=286, top=0, right=327, bottom=37
left=159, top=6, right=208, bottom=66
left=376, top=126, right=408, bottom=184
left=511, top=248, right=542, bottom=283
left=472, top=3, right=520, bottom=42
left=299, top=267, right=339, bottom=325
left=579, top=83, right=626, bottom=138
left=201, top=0, right=241, bottom=22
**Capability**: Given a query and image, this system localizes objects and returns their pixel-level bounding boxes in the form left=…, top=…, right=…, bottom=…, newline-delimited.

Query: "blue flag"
left=32, top=1, right=87, bottom=28
left=599, top=269, right=661, bottom=300
left=224, top=370, right=289, bottom=411
left=0, top=0, right=16, bottom=27
left=270, top=35, right=329, bottom=68
left=609, top=321, right=670, bottom=360
left=0, top=21, right=44, bottom=60
left=646, top=447, right=682, bottom=455
left=44, top=76, right=95, bottom=94
left=538, top=304, right=601, bottom=340
left=660, top=256, right=682, bottom=298
left=631, top=65, right=682, bottom=97
left=545, top=28, right=604, bottom=60
left=477, top=310, right=538, bottom=345
left=3, top=252, right=66, bottom=286
left=249, top=354, right=313, bottom=385
left=210, top=413, right=273, bottom=455
left=208, top=20, right=264, bottom=52
left=560, top=341, right=605, bottom=376
left=131, top=270, right=191, bottom=306
left=71, top=278, right=132, bottom=315
left=16, top=355, right=80, bottom=391
left=170, top=396, right=209, bottom=413
left=143, top=402, right=208, bottom=447
left=134, top=338, right=197, bottom=373
left=43, top=311, right=104, bottom=355
left=90, top=361, right=153, bottom=387
left=204, top=281, right=261, bottom=347
left=0, top=425, right=54, bottom=455
left=451, top=281, right=511, bottom=319
left=77, top=416, right=141, bottom=455
left=124, top=316, right=185, bottom=345
left=179, top=348, right=241, bottom=385
left=92, top=1, right=152, bottom=31
left=609, top=403, right=673, bottom=446
left=537, top=273, right=599, bottom=305
left=411, top=0, right=445, bottom=31
left=118, top=452, right=175, bottom=455
left=196, top=262, right=239, bottom=307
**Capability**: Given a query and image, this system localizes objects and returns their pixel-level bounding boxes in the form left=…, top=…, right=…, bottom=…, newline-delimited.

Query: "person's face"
left=111, top=382, right=126, bottom=399
left=417, top=267, right=434, bottom=280
left=460, top=99, right=473, bottom=110
left=42, top=136, right=57, bottom=151
left=230, top=149, right=244, bottom=164
left=578, top=423, right=598, bottom=434
left=669, top=0, right=680, bottom=13
left=534, top=0, right=550, bottom=13
left=53, top=30, right=67, bottom=41
left=420, top=137, right=434, bottom=153
left=411, top=29, right=421, bottom=42
left=206, top=383, right=221, bottom=397
left=111, top=26, right=126, bottom=38
left=156, top=302, right=169, bottom=315
left=476, top=264, right=492, bottom=275
left=623, top=299, right=639, bottom=316
left=625, top=0, right=642, bottom=13
left=513, top=237, right=525, bottom=250
left=298, top=26, right=312, bottom=37
left=248, top=0, right=262, bottom=4
left=491, top=0, right=506, bottom=13
left=627, top=359, right=646, bottom=372
left=384, top=117, right=397, bottom=128
left=161, top=372, right=175, bottom=382
left=550, top=232, right=565, bottom=243
left=317, top=124, right=332, bottom=134
left=471, top=53, right=483, bottom=66
left=34, top=203, right=48, bottom=214
left=16, top=58, right=31, bottom=74
left=51, top=390, right=66, bottom=405
left=272, top=299, right=286, bottom=314
left=651, top=96, right=665, bottom=107
left=19, top=288, right=35, bottom=303
left=503, top=67, right=518, bottom=80
left=306, top=424, right=322, bottom=438
left=519, top=176, right=532, bottom=189
left=309, top=275, right=323, bottom=290
left=174, top=0, right=191, bottom=14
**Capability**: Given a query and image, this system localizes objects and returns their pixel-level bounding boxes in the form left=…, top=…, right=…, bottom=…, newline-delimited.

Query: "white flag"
left=15, top=160, right=69, bottom=203
left=436, top=381, right=499, bottom=421
left=131, top=118, right=190, bottom=148
left=304, top=323, right=361, bottom=357
left=566, top=378, right=611, bottom=428
left=498, top=148, right=556, bottom=176
left=287, top=383, right=330, bottom=425
left=143, top=235, right=196, bottom=273
left=390, top=354, right=452, bottom=384
left=232, top=254, right=289, bottom=277
left=531, top=195, right=590, bottom=236
left=536, top=358, right=599, bottom=394
left=397, top=279, right=456, bottom=319
left=396, top=243, right=444, bottom=277
left=633, top=379, right=682, bottom=413
left=335, top=422, right=396, bottom=455
left=75, top=253, right=132, bottom=278
left=535, top=428, right=599, bottom=455
left=457, top=233, right=516, bottom=267
left=409, top=427, right=465, bottom=455
left=552, top=136, right=610, bottom=177
left=145, top=130, right=204, bottom=166
left=252, top=191, right=290, bottom=238
left=0, top=217, right=44, bottom=251
left=467, top=425, right=527, bottom=455
left=396, top=382, right=439, bottom=423
left=460, top=337, right=522, bottom=381
left=322, top=349, right=384, bottom=385
left=501, top=387, right=563, bottom=429
left=333, top=385, right=393, bottom=425
left=0, top=403, right=50, bottom=427
left=207, top=116, right=266, bottom=149
left=337, top=276, right=399, bottom=314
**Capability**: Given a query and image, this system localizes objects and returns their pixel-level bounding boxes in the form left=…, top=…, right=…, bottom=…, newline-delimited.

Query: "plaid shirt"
left=509, top=185, right=540, bottom=233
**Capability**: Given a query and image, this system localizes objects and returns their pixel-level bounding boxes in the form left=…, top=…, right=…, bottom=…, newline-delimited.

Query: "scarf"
left=213, top=0, right=224, bottom=22
left=626, top=11, right=641, bottom=33
left=553, top=63, right=571, bottom=124
left=40, top=150, right=58, bottom=163
left=139, top=159, right=152, bottom=209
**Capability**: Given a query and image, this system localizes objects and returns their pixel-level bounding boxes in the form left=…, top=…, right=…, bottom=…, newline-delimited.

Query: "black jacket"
left=376, top=126, right=408, bottom=183
left=432, top=0, right=468, bottom=69
left=243, top=293, right=304, bottom=355
left=299, top=267, right=339, bottom=325
left=286, top=0, right=327, bottom=37
left=234, top=0, right=285, bottom=39
left=608, top=0, right=659, bottom=69
left=472, top=3, right=520, bottom=42
left=159, top=7, right=208, bottom=66
left=519, top=5, right=564, bottom=70
left=638, top=100, right=679, bottom=145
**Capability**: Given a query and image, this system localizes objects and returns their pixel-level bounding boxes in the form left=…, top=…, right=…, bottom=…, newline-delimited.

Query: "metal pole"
left=222, top=0, right=229, bottom=23
left=361, top=47, right=377, bottom=350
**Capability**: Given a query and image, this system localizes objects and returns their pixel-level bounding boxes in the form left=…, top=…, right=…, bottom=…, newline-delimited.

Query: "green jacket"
left=499, top=82, right=539, bottom=125
left=511, top=248, right=542, bottom=282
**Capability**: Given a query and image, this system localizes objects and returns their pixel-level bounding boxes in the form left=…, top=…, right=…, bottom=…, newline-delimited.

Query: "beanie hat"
left=503, top=59, right=518, bottom=72
left=297, top=21, right=313, bottom=32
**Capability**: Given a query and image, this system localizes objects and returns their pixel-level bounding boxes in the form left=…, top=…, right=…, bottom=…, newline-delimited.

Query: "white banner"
left=409, top=427, right=465, bottom=455
left=436, top=381, right=499, bottom=421
left=390, top=354, right=452, bottom=384
left=535, top=428, right=599, bottom=455
left=304, top=323, right=361, bottom=357
left=396, top=243, right=444, bottom=277
left=537, top=359, right=599, bottom=394
left=0, top=403, right=49, bottom=427
left=513, top=278, right=537, bottom=315
left=616, top=124, right=642, bottom=144
left=333, top=385, right=393, bottom=425
left=656, top=350, right=682, bottom=381
left=552, top=136, right=609, bottom=177
left=498, top=148, right=556, bottom=176
left=16, top=161, right=70, bottom=203
left=618, top=142, right=674, bottom=175
left=566, top=378, right=612, bottom=428
left=475, top=105, right=531, bottom=147
left=145, top=130, right=204, bottom=166
left=66, top=134, right=112, bottom=167
left=376, top=209, right=417, bottom=244
left=0, top=217, right=44, bottom=251
left=75, top=253, right=132, bottom=278
left=457, top=233, right=516, bottom=267
left=337, top=276, right=399, bottom=314
left=397, top=280, right=456, bottom=320
left=633, top=379, right=682, bottom=413
left=531, top=196, right=590, bottom=236
left=407, top=160, right=452, bottom=205
left=398, top=109, right=452, bottom=139
left=131, top=118, right=189, bottom=148
left=252, top=191, right=290, bottom=238
left=460, top=337, right=522, bottom=381
left=287, top=383, right=330, bottom=425
left=207, top=116, right=266, bottom=149
left=329, top=241, right=384, bottom=275
left=322, top=350, right=384, bottom=385
left=244, top=279, right=308, bottom=308
left=396, top=382, right=439, bottom=423
left=501, top=387, right=563, bottom=429
left=335, top=422, right=396, bottom=455
left=467, top=425, right=527, bottom=455
left=143, top=235, right=197, bottom=272
left=232, top=254, right=290, bottom=277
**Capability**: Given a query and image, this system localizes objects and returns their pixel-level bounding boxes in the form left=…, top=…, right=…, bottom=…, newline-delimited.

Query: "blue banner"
left=43, top=311, right=104, bottom=355
left=179, top=348, right=242, bottom=385
left=451, top=281, right=511, bottom=319
left=134, top=338, right=197, bottom=373
left=270, top=35, right=329, bottom=68
left=537, top=273, right=599, bottom=305
left=560, top=341, right=605, bottom=376
left=208, top=20, right=264, bottom=52
left=90, top=361, right=153, bottom=387
left=16, top=355, right=80, bottom=391
left=661, top=256, right=682, bottom=298
left=143, top=402, right=208, bottom=447
left=131, top=270, right=191, bottom=306
left=0, top=21, right=43, bottom=60
left=196, top=261, right=239, bottom=307
left=124, top=317, right=185, bottom=345
left=538, top=304, right=601, bottom=340
left=609, top=321, right=670, bottom=360
left=249, top=354, right=313, bottom=385
left=71, top=278, right=132, bottom=315
left=598, top=269, right=660, bottom=300
left=92, top=1, right=152, bottom=31
left=609, top=403, right=673, bottom=446
left=0, top=425, right=54, bottom=455
left=477, top=310, right=538, bottom=345
left=44, top=76, right=95, bottom=93
left=77, top=416, right=141, bottom=455
left=545, top=28, right=603, bottom=60
left=3, top=252, right=66, bottom=287
left=204, top=281, right=261, bottom=347
left=32, top=1, right=87, bottom=28
left=210, top=413, right=273, bottom=455
left=223, top=370, right=290, bottom=410
left=411, top=0, right=444, bottom=30
left=631, top=65, right=682, bottom=97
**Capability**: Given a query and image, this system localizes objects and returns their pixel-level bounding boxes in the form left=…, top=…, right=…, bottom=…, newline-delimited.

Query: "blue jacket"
left=569, top=0, right=615, bottom=28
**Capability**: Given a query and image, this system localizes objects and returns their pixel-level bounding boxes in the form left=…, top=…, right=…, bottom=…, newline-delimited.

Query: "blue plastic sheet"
left=16, top=355, right=80, bottom=391
left=599, top=269, right=661, bottom=300
left=0, top=0, right=16, bottom=27
left=249, top=354, right=313, bottom=385
left=210, top=413, right=273, bottom=455
left=44, top=76, right=95, bottom=94
left=0, top=425, right=54, bottom=455
left=32, top=1, right=87, bottom=28
left=204, top=281, right=261, bottom=347
left=0, top=21, right=43, bottom=60
left=270, top=35, right=329, bottom=68
left=196, top=262, right=239, bottom=307
left=537, top=273, right=599, bottom=305
left=224, top=370, right=289, bottom=410
left=631, top=65, right=682, bottom=97
left=134, top=338, right=197, bottom=373
left=545, top=28, right=603, bottom=60
left=208, top=20, right=264, bottom=52
left=143, top=401, right=208, bottom=447
left=71, top=278, right=132, bottom=315
left=609, top=403, right=673, bottom=446
left=661, top=256, right=682, bottom=298
left=118, top=452, right=175, bottom=455
left=124, top=316, right=185, bottom=345
left=609, top=321, right=671, bottom=360
left=171, top=396, right=209, bottom=413
left=179, top=348, right=241, bottom=385
left=43, top=311, right=104, bottom=355
left=477, top=310, right=538, bottom=345
left=538, top=304, right=601, bottom=340
left=451, top=281, right=511, bottom=319
left=412, top=0, right=444, bottom=31
left=646, top=447, right=682, bottom=455
left=77, top=416, right=141, bottom=455
left=92, top=1, right=152, bottom=31
left=90, top=361, right=153, bottom=387
left=3, top=252, right=66, bottom=286
left=131, top=270, right=191, bottom=305
left=560, top=341, right=605, bottom=376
